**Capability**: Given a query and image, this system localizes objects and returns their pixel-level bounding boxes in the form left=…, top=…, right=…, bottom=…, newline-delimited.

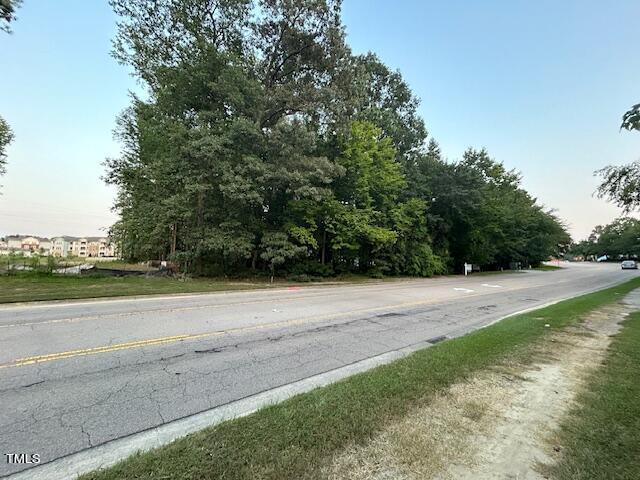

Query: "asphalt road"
left=1, top=262, right=637, bottom=477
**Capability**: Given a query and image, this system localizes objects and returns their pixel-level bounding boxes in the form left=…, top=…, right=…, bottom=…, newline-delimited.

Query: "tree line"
left=107, top=0, right=570, bottom=278
left=570, top=218, right=640, bottom=261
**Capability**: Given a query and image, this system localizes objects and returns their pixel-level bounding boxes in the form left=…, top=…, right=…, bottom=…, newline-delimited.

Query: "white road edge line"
left=5, top=281, right=630, bottom=480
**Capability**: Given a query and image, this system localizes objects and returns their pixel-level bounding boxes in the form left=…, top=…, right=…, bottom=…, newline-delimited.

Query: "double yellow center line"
left=0, top=299, right=431, bottom=370
left=0, top=282, right=535, bottom=370
left=1, top=334, right=205, bottom=369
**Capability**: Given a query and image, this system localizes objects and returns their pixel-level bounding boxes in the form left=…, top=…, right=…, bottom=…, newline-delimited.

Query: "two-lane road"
left=1, top=262, right=636, bottom=477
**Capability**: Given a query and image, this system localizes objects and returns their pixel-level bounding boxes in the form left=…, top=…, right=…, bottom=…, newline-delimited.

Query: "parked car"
left=621, top=260, right=638, bottom=270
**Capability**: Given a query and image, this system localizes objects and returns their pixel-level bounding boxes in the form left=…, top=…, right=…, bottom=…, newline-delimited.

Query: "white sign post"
left=464, top=262, right=472, bottom=276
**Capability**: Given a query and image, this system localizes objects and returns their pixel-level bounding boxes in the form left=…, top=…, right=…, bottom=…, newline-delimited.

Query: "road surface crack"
left=81, top=423, right=93, bottom=447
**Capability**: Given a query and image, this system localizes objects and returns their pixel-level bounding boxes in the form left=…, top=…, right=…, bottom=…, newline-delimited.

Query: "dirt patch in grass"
left=324, top=303, right=632, bottom=480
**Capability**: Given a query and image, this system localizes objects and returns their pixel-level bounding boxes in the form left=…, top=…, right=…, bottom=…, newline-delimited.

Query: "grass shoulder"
left=533, top=264, right=563, bottom=271
left=0, top=273, right=273, bottom=304
left=0, top=271, right=410, bottom=304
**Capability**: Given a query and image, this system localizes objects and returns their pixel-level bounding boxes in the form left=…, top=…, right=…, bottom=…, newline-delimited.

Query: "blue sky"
left=1, top=0, right=639, bottom=239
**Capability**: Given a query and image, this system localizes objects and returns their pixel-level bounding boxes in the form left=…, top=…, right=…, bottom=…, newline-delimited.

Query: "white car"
left=621, top=260, right=638, bottom=270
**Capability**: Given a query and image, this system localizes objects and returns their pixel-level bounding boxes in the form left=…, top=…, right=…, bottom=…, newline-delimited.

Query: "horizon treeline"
left=570, top=217, right=640, bottom=260
left=106, top=0, right=570, bottom=277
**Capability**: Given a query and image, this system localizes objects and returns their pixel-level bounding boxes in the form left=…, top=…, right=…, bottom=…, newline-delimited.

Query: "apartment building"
left=5, top=235, right=51, bottom=254
left=50, top=236, right=75, bottom=257
left=69, top=237, right=115, bottom=258
left=1, top=235, right=116, bottom=258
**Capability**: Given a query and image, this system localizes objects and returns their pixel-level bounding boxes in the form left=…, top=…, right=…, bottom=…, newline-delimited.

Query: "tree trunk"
left=197, top=192, right=204, bottom=227
left=170, top=223, right=177, bottom=256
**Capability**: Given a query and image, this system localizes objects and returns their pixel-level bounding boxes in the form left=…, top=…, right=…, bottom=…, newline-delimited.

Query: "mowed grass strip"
left=80, top=278, right=640, bottom=480
left=533, top=264, right=563, bottom=271
left=543, top=310, right=640, bottom=480
left=0, top=272, right=385, bottom=304
left=0, top=274, right=275, bottom=303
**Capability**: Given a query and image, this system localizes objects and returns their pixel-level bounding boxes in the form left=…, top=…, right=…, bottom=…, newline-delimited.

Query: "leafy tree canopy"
left=107, top=0, right=569, bottom=277
left=569, top=218, right=640, bottom=260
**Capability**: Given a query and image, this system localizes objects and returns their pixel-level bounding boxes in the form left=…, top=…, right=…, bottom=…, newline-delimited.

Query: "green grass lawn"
left=0, top=272, right=393, bottom=304
left=473, top=269, right=524, bottom=276
left=533, top=264, right=563, bottom=271
left=0, top=274, right=284, bottom=303
left=79, top=277, right=640, bottom=480
left=542, top=311, right=640, bottom=480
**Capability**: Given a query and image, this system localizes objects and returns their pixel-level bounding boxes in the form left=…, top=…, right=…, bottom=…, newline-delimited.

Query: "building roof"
left=52, top=236, right=80, bottom=241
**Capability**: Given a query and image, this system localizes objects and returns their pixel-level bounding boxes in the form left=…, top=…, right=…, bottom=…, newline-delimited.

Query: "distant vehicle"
left=596, top=255, right=608, bottom=262
left=621, top=260, right=638, bottom=270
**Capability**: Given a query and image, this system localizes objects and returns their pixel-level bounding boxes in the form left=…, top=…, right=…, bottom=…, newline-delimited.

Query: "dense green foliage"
left=107, top=0, right=569, bottom=276
left=570, top=217, right=640, bottom=260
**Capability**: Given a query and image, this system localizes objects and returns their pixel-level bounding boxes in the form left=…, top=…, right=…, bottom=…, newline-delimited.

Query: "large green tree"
left=108, top=0, right=348, bottom=274
left=107, top=0, right=568, bottom=276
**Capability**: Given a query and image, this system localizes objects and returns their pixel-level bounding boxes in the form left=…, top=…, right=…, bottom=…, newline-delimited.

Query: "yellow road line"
left=0, top=282, right=539, bottom=370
